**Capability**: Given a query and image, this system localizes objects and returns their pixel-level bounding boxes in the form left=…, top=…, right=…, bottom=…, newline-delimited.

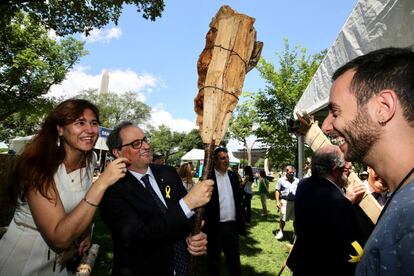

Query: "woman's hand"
left=78, top=234, right=92, bottom=256
left=98, top=157, right=130, bottom=188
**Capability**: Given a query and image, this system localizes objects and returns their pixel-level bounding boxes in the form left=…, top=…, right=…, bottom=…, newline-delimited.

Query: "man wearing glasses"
left=100, top=121, right=214, bottom=276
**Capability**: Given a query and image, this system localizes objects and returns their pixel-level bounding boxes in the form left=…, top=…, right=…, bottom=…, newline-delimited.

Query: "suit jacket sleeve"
left=99, top=166, right=193, bottom=254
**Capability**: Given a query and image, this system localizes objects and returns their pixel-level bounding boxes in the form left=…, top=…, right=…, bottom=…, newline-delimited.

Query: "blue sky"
left=50, top=0, right=357, bottom=144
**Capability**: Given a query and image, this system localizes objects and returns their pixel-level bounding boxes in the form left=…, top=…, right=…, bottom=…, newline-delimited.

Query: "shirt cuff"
left=179, top=198, right=195, bottom=219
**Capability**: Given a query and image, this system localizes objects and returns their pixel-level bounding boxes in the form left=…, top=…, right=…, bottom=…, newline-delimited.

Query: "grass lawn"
left=92, top=180, right=294, bottom=275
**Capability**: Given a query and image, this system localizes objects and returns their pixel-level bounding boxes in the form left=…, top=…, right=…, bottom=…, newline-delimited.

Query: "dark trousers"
left=207, top=222, right=241, bottom=276
left=241, top=192, right=252, bottom=223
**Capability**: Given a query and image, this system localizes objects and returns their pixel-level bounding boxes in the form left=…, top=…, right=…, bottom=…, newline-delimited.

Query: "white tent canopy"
left=9, top=135, right=34, bottom=154
left=181, top=149, right=240, bottom=164
left=294, top=0, right=414, bottom=116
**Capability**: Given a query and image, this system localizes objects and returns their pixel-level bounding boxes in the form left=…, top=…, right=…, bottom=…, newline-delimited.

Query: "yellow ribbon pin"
left=165, top=185, right=171, bottom=198
left=348, top=241, right=364, bottom=263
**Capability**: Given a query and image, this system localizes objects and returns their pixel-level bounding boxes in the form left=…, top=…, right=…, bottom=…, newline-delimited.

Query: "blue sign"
left=99, top=127, right=112, bottom=138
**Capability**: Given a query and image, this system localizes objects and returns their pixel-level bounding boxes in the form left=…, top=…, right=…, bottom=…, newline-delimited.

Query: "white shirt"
left=215, top=169, right=236, bottom=222
left=129, top=167, right=194, bottom=218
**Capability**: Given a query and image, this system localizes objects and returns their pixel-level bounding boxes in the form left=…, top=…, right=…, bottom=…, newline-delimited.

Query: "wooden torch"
left=190, top=5, right=263, bottom=275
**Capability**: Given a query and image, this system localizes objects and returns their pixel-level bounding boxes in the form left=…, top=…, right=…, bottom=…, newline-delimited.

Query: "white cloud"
left=149, top=104, right=196, bottom=133
left=48, top=67, right=158, bottom=100
left=82, top=26, right=122, bottom=43
left=48, top=29, right=61, bottom=41
left=48, top=67, right=195, bottom=135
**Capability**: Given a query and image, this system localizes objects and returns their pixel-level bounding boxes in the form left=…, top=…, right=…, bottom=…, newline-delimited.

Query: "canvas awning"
left=294, top=0, right=414, bottom=117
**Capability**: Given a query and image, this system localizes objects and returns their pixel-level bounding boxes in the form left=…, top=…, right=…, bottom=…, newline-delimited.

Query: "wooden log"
left=195, top=5, right=263, bottom=145
left=74, top=244, right=99, bottom=276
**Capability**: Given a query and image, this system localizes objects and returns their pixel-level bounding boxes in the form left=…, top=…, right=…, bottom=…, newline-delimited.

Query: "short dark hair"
left=333, top=47, right=414, bottom=124
left=106, top=121, right=135, bottom=156
left=213, top=147, right=228, bottom=160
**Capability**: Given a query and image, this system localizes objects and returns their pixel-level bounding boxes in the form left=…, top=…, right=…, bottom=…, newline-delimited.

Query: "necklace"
left=377, top=166, right=414, bottom=223
left=64, top=158, right=83, bottom=183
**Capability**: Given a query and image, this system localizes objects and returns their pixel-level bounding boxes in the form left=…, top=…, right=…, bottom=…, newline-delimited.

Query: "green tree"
left=76, top=89, right=151, bottom=128
left=179, top=129, right=204, bottom=153
left=0, top=97, right=60, bottom=142
left=229, top=94, right=257, bottom=165
left=1, top=0, right=165, bottom=36
left=254, top=39, right=325, bottom=169
left=150, top=125, right=185, bottom=165
left=0, top=11, right=86, bottom=122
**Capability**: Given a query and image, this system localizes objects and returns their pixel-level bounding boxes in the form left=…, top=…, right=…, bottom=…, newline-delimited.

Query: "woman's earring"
left=57, top=135, right=62, bottom=147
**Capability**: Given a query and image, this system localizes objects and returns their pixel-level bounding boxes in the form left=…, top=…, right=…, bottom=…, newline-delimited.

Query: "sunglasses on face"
left=119, top=136, right=151, bottom=150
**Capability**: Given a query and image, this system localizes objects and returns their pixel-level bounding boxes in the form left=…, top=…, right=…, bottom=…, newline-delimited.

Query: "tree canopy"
left=0, top=11, right=86, bottom=123
left=254, top=40, right=326, bottom=169
left=150, top=125, right=185, bottom=165
left=0, top=97, right=59, bottom=142
left=229, top=95, right=257, bottom=165
left=1, top=0, right=165, bottom=36
left=76, top=89, right=151, bottom=128
left=0, top=1, right=165, bottom=126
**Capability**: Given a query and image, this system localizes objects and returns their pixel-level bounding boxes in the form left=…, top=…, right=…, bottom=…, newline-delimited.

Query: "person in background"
left=231, top=165, right=242, bottom=187
left=203, top=147, right=245, bottom=276
left=343, top=162, right=367, bottom=204
left=287, top=145, right=367, bottom=276
left=0, top=99, right=128, bottom=275
left=241, top=166, right=254, bottom=224
left=152, top=152, right=165, bottom=165
left=100, top=121, right=214, bottom=275
left=258, top=170, right=269, bottom=217
left=179, top=163, right=195, bottom=191
left=275, top=165, right=299, bottom=240
left=343, top=162, right=353, bottom=177
left=321, top=47, right=414, bottom=275
left=303, top=157, right=312, bottom=178
left=363, top=166, right=388, bottom=206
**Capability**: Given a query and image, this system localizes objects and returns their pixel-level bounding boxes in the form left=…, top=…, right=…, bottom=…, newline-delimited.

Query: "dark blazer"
left=203, top=169, right=245, bottom=236
left=287, top=176, right=369, bottom=276
left=99, top=164, right=193, bottom=276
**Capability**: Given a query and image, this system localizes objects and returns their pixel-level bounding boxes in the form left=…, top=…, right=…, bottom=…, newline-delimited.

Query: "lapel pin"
left=165, top=185, right=171, bottom=198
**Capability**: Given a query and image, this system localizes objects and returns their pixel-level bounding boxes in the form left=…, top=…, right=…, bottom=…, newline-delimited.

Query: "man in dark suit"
left=203, top=147, right=245, bottom=276
left=287, top=145, right=367, bottom=276
left=100, top=121, right=214, bottom=276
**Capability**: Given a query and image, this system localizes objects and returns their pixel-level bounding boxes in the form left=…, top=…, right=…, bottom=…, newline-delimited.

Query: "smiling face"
left=116, top=125, right=152, bottom=173
left=215, top=151, right=230, bottom=174
left=57, top=108, right=99, bottom=155
left=322, top=69, right=381, bottom=162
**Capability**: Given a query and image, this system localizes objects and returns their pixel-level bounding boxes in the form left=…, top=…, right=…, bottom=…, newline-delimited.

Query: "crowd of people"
left=1, top=46, right=414, bottom=276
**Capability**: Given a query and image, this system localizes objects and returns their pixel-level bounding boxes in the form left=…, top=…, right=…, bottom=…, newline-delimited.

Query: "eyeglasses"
left=119, top=136, right=151, bottom=149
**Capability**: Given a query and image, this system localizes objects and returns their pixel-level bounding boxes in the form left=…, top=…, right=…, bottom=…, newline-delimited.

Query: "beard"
left=342, top=107, right=381, bottom=162
left=337, top=172, right=348, bottom=189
